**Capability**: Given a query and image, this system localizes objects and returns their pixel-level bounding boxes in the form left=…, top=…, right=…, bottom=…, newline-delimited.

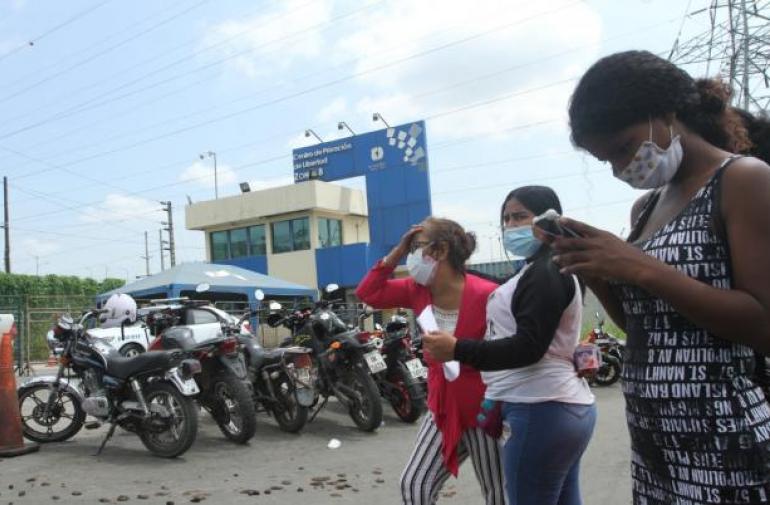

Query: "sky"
left=0, top=0, right=741, bottom=281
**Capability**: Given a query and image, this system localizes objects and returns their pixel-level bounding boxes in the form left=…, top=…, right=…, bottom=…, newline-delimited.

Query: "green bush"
left=0, top=274, right=125, bottom=361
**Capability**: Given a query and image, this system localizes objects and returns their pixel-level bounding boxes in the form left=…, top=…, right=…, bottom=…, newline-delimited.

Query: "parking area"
left=0, top=385, right=631, bottom=505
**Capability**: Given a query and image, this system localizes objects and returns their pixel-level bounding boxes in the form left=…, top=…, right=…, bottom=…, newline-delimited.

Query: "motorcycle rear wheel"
left=138, top=381, right=198, bottom=458
left=17, top=384, right=85, bottom=443
left=593, top=355, right=622, bottom=386
left=343, top=364, right=383, bottom=432
left=210, top=374, right=257, bottom=444
left=389, top=362, right=426, bottom=424
left=270, top=373, right=309, bottom=433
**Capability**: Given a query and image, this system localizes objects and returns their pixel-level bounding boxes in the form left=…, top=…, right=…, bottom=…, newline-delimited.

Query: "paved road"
left=0, top=385, right=631, bottom=504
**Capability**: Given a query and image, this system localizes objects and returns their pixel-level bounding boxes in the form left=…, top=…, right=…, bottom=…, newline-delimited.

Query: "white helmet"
left=100, top=294, right=137, bottom=328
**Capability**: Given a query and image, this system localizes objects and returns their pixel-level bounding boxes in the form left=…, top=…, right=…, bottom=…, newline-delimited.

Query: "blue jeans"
left=500, top=401, right=597, bottom=505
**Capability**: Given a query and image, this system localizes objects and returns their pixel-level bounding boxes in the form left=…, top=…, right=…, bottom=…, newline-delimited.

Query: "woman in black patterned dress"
left=554, top=50, right=770, bottom=504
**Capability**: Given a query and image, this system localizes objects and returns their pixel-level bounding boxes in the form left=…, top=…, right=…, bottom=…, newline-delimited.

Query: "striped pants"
left=400, top=413, right=506, bottom=505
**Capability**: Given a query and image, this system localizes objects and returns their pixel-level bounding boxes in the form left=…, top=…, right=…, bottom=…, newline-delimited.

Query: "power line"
left=0, top=0, right=210, bottom=106
left=0, top=0, right=383, bottom=143
left=0, top=0, right=320, bottom=128
left=0, top=0, right=114, bottom=64
left=3, top=8, right=682, bottom=179
left=0, top=0, right=581, bottom=154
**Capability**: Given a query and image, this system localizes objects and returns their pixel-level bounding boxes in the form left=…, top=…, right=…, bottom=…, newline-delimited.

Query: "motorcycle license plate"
left=406, top=358, right=427, bottom=379
left=363, top=351, right=387, bottom=374
left=296, top=368, right=311, bottom=384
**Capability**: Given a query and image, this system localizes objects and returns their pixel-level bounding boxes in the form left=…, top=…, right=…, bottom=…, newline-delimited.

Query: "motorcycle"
left=18, top=310, right=201, bottom=458
left=144, top=290, right=257, bottom=444
left=357, top=309, right=427, bottom=423
left=268, top=284, right=384, bottom=432
left=584, top=312, right=624, bottom=387
left=227, top=294, right=317, bottom=433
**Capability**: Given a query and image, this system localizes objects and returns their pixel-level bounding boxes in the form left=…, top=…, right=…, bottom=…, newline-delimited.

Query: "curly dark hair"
left=733, top=107, right=770, bottom=163
left=568, top=50, right=751, bottom=153
left=420, top=217, right=476, bottom=273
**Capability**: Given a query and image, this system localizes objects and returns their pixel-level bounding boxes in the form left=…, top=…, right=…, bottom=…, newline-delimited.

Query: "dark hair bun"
left=695, top=78, right=729, bottom=115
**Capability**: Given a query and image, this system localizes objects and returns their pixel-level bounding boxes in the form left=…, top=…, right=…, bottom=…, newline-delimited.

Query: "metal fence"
left=0, top=295, right=97, bottom=375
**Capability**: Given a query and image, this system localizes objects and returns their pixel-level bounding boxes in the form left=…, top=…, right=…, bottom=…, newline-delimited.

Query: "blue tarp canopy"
left=96, top=262, right=317, bottom=306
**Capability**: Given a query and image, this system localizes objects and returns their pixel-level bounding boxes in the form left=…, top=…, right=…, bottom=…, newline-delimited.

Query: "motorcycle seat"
left=106, top=351, right=180, bottom=379
left=250, top=347, right=286, bottom=370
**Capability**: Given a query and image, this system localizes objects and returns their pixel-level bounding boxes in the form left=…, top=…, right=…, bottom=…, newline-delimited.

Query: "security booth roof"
left=96, top=262, right=317, bottom=303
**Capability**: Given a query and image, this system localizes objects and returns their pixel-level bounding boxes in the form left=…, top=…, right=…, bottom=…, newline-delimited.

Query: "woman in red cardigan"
left=355, top=217, right=504, bottom=505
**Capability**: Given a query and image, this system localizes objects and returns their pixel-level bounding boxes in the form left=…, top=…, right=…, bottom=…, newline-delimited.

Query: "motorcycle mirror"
left=269, top=301, right=282, bottom=311
left=195, top=283, right=211, bottom=293
left=255, top=289, right=265, bottom=301
left=325, top=283, right=339, bottom=293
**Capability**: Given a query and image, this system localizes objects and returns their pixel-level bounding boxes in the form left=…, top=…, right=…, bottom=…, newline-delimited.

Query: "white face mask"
left=406, top=248, right=438, bottom=286
left=616, top=120, right=683, bottom=189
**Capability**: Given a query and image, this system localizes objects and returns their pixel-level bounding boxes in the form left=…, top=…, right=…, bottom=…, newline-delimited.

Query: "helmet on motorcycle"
left=100, top=293, right=137, bottom=328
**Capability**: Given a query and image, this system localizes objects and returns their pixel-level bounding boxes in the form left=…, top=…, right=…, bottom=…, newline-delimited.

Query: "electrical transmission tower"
left=669, top=0, right=770, bottom=111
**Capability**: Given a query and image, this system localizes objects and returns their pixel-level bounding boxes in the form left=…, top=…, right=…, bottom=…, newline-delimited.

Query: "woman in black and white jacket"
left=423, top=185, right=596, bottom=505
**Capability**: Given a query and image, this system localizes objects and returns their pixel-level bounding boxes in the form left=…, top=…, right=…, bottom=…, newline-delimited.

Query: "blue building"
left=185, top=121, right=432, bottom=300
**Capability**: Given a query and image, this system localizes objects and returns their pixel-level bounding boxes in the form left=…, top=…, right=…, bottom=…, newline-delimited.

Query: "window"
left=271, top=217, right=310, bottom=253
left=211, top=231, right=229, bottom=261
left=210, top=225, right=267, bottom=260
left=249, top=225, right=266, bottom=256
left=186, top=309, right=219, bottom=325
left=229, top=228, right=249, bottom=258
left=318, top=217, right=342, bottom=248
left=271, top=220, right=292, bottom=254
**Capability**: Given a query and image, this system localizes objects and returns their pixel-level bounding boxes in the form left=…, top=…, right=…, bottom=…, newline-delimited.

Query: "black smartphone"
left=533, top=209, right=580, bottom=238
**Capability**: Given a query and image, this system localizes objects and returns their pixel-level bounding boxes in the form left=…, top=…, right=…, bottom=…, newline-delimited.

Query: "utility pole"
left=3, top=177, right=9, bottom=273
left=159, top=229, right=166, bottom=271
left=160, top=201, right=176, bottom=267
left=141, top=231, right=151, bottom=276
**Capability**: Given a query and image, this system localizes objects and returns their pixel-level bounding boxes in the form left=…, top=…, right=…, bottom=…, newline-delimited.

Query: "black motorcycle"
left=268, top=286, right=383, bottom=432
left=18, top=311, right=201, bottom=458
left=358, top=311, right=427, bottom=423
left=224, top=303, right=317, bottom=433
left=145, top=303, right=257, bottom=445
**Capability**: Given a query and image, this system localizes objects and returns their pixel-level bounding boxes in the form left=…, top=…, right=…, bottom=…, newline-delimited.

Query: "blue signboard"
left=293, top=121, right=428, bottom=182
left=293, top=121, right=432, bottom=278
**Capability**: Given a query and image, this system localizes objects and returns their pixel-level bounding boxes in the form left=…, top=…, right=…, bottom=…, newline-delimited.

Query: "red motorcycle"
left=357, top=309, right=427, bottom=423
left=584, top=312, right=624, bottom=387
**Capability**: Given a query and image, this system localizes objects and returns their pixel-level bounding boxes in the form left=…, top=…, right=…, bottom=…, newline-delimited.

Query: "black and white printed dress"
left=615, top=158, right=770, bottom=505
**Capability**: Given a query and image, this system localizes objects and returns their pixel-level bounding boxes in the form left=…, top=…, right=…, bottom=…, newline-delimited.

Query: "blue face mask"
left=502, top=225, right=542, bottom=258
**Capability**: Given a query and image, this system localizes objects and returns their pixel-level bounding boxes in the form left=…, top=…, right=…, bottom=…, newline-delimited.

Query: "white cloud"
left=247, top=175, right=295, bottom=191
left=317, top=97, right=350, bottom=124
left=79, top=194, right=161, bottom=223
left=205, top=0, right=334, bottom=79
left=21, top=237, right=60, bottom=258
left=179, top=160, right=237, bottom=189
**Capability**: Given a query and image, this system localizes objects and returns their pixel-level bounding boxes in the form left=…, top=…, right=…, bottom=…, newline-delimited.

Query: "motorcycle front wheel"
left=138, top=381, right=198, bottom=458
left=17, top=384, right=85, bottom=443
left=388, top=362, right=426, bottom=424
left=210, top=374, right=257, bottom=444
left=341, top=364, right=383, bottom=432
left=593, top=355, right=622, bottom=386
left=270, top=373, right=309, bottom=433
